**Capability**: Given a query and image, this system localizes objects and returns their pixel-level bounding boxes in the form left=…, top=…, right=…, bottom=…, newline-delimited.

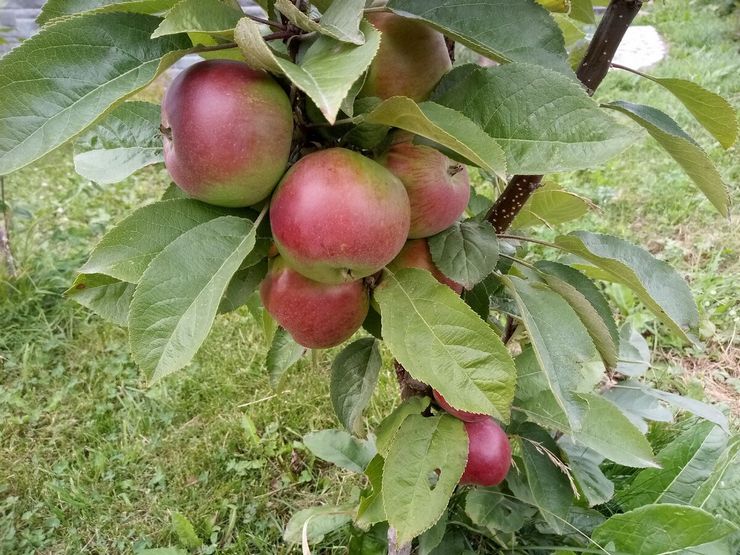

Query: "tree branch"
left=486, top=0, right=644, bottom=233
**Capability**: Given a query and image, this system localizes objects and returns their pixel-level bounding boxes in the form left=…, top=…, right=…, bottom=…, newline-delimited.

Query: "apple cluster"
left=161, top=13, right=467, bottom=349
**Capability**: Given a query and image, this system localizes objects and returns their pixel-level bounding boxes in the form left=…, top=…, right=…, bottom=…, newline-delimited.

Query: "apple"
left=361, top=13, right=452, bottom=101
left=433, top=390, right=486, bottom=422
left=460, top=418, right=512, bottom=487
left=388, top=239, right=463, bottom=294
left=269, top=148, right=410, bottom=284
left=259, top=257, right=369, bottom=349
left=379, top=132, right=470, bottom=238
left=162, top=60, right=293, bottom=207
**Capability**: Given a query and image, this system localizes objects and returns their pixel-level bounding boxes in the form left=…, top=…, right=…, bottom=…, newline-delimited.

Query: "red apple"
left=460, top=418, right=512, bottom=487
left=259, top=257, right=369, bottom=349
left=379, top=132, right=470, bottom=238
left=433, top=390, right=487, bottom=422
left=269, top=148, right=410, bottom=284
left=162, top=60, right=293, bottom=207
left=388, top=239, right=463, bottom=294
left=361, top=13, right=452, bottom=101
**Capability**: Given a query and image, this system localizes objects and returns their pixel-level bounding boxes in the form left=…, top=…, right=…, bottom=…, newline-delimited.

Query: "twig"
left=0, top=176, right=17, bottom=278
left=387, top=527, right=411, bottom=555
left=245, top=13, right=287, bottom=31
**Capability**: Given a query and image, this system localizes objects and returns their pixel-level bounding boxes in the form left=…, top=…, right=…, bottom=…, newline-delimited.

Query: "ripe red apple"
left=460, top=418, right=512, bottom=487
left=388, top=239, right=463, bottom=294
left=269, top=148, right=410, bottom=284
left=259, top=257, right=369, bottom=349
left=379, top=132, right=470, bottom=238
left=433, top=390, right=487, bottom=422
left=162, top=60, right=293, bottom=207
left=361, top=13, right=452, bottom=101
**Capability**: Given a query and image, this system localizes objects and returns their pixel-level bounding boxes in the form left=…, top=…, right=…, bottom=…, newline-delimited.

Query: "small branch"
left=191, top=42, right=238, bottom=54
left=394, top=361, right=432, bottom=400
left=497, top=234, right=564, bottom=250
left=0, top=176, right=17, bottom=278
left=245, top=13, right=287, bottom=31
left=387, top=527, right=411, bottom=555
left=486, top=0, right=644, bottom=234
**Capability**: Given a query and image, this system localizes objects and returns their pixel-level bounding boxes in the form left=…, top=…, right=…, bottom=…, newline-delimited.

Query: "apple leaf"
left=535, top=261, right=619, bottom=369
left=266, top=327, right=306, bottom=391
left=218, top=258, right=268, bottom=314
left=616, top=323, right=651, bottom=377
left=536, top=0, right=568, bottom=13
left=274, top=0, right=365, bottom=45
left=129, top=215, right=257, bottom=382
left=428, top=220, right=499, bottom=289
left=73, top=101, right=163, bottom=185
left=375, top=396, right=430, bottom=457
left=556, top=231, right=700, bottom=343
left=511, top=183, right=591, bottom=228
left=361, top=98, right=507, bottom=179
left=330, top=338, right=382, bottom=435
left=37, top=0, right=178, bottom=24
left=375, top=268, right=516, bottom=421
left=465, top=489, right=536, bottom=535
left=234, top=18, right=379, bottom=123
left=592, top=504, right=738, bottom=555
left=283, top=504, right=354, bottom=545
left=569, top=0, right=595, bottom=24
left=639, top=387, right=729, bottom=433
left=691, top=437, right=740, bottom=518
left=417, top=510, right=448, bottom=554
left=0, top=13, right=190, bottom=176
left=66, top=273, right=135, bottom=326
left=505, top=276, right=604, bottom=430
left=433, top=64, right=637, bottom=175
left=356, top=454, right=386, bottom=527
left=602, top=382, right=672, bottom=433
left=382, top=414, right=467, bottom=545
left=302, top=429, right=376, bottom=474
left=605, top=101, right=730, bottom=216
left=617, top=421, right=728, bottom=511
left=386, top=0, right=571, bottom=75
left=558, top=438, right=614, bottom=507
left=151, top=0, right=244, bottom=38
left=80, top=199, right=234, bottom=283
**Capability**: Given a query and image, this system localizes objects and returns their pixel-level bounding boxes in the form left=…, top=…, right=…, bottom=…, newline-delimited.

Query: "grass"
left=0, top=0, right=738, bottom=552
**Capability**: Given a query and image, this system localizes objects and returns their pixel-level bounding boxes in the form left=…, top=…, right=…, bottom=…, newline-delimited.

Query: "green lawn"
left=0, top=1, right=738, bottom=553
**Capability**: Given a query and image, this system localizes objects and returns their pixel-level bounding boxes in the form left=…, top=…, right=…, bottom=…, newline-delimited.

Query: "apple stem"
left=159, top=124, right=172, bottom=142
left=447, top=163, right=464, bottom=177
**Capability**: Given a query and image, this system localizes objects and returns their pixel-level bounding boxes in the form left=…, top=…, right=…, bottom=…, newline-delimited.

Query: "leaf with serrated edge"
left=558, top=437, right=614, bottom=507
left=691, top=437, right=740, bottom=516
left=38, top=0, right=178, bottom=24
left=375, top=268, right=516, bottom=421
left=152, top=0, right=243, bottom=38
left=382, top=414, right=467, bottom=544
left=375, top=396, right=430, bottom=457
left=274, top=0, right=365, bottom=45
left=66, top=273, right=135, bottom=326
left=433, top=64, right=637, bottom=175
left=592, top=504, right=738, bottom=555
left=428, top=220, right=499, bottom=289
left=80, top=199, right=232, bottom=283
left=465, top=488, right=535, bottom=534
left=640, top=387, right=729, bottom=433
left=605, top=101, right=730, bottom=216
left=330, top=338, right=381, bottom=434
left=361, top=98, right=506, bottom=178
left=267, top=327, right=306, bottom=391
left=235, top=18, right=379, bottom=123
left=302, top=429, right=375, bottom=474
left=129, top=215, right=257, bottom=382
left=512, top=183, right=591, bottom=228
left=74, top=101, right=163, bottom=184
left=283, top=505, right=354, bottom=544
left=557, top=231, right=700, bottom=343
left=0, top=13, right=190, bottom=176
left=616, top=323, right=651, bottom=376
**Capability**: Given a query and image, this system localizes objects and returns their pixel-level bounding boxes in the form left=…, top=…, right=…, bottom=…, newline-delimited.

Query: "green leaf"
left=506, top=276, right=604, bottom=429
left=382, top=414, right=468, bottom=545
left=632, top=75, right=737, bottom=148
left=361, top=98, right=506, bottom=178
left=616, top=323, right=651, bottom=376
left=356, top=454, right=386, bottom=527
left=569, top=0, right=595, bottom=23
left=274, top=0, right=365, bottom=45
left=330, top=338, right=382, bottom=434
left=73, top=101, right=163, bottom=184
left=66, top=273, right=135, bottom=326
left=0, top=13, right=189, bottom=176
left=691, top=437, right=740, bottom=519
left=556, top=231, right=700, bottom=343
left=267, top=327, right=306, bottom=391
left=433, top=64, right=636, bottom=175
left=511, top=183, right=591, bottom=228
left=171, top=512, right=202, bottom=549
left=386, top=0, right=571, bottom=74
left=129, top=215, right=257, bottom=382
left=465, top=488, right=536, bottom=534
left=152, top=0, right=243, bottom=38
left=558, top=438, right=614, bottom=506
left=592, top=504, right=738, bottom=555
left=602, top=382, right=672, bottom=433
left=375, top=396, right=430, bottom=457
left=302, top=429, right=376, bottom=473
left=605, top=101, right=730, bottom=217
left=427, top=220, right=499, bottom=290
left=618, top=421, right=728, bottom=511
left=418, top=510, right=448, bottom=554
left=375, top=268, right=516, bottom=421
left=218, top=258, right=268, bottom=314
left=38, top=0, right=178, bottom=24
left=283, top=504, right=354, bottom=544
left=81, top=199, right=232, bottom=283
left=640, top=387, right=729, bottom=433
left=234, top=18, right=379, bottom=123
left=536, top=0, right=568, bottom=12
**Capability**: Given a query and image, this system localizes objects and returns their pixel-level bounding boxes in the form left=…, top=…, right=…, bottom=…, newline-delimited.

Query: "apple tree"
left=0, top=0, right=737, bottom=552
